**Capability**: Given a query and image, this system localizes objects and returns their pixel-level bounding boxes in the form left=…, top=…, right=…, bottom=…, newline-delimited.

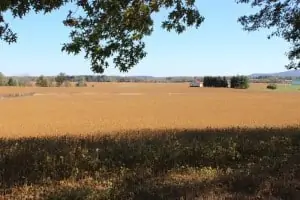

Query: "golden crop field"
left=0, top=82, right=300, bottom=138
left=1, top=82, right=300, bottom=199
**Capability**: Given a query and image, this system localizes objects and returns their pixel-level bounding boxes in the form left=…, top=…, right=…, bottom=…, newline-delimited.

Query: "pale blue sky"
left=0, top=1, right=290, bottom=76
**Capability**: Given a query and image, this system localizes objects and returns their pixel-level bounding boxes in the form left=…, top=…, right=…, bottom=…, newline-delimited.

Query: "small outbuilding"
left=189, top=80, right=203, bottom=87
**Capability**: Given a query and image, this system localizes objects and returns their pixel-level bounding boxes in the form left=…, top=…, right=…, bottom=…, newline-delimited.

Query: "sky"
left=0, top=1, right=291, bottom=77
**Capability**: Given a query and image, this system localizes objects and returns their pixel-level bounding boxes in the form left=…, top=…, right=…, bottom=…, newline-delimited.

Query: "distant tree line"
left=203, top=76, right=228, bottom=88
left=1, top=71, right=297, bottom=87
left=230, top=76, right=249, bottom=89
left=0, top=72, right=203, bottom=86
left=0, top=72, right=32, bottom=86
left=250, top=76, right=293, bottom=84
left=35, top=74, right=87, bottom=87
left=254, top=76, right=296, bottom=80
left=202, top=75, right=249, bottom=89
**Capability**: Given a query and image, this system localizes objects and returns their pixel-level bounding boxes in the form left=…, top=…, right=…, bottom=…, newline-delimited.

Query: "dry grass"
left=0, top=83, right=300, bottom=138
left=1, top=127, right=300, bottom=199
left=1, top=83, right=300, bottom=199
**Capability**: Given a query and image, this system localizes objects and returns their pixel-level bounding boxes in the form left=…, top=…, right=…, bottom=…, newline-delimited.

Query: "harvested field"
left=0, top=83, right=300, bottom=138
left=1, top=83, right=300, bottom=199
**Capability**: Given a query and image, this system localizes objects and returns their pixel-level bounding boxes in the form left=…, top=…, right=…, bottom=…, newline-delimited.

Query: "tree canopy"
left=55, top=72, right=67, bottom=86
left=1, top=0, right=299, bottom=73
left=236, top=0, right=300, bottom=69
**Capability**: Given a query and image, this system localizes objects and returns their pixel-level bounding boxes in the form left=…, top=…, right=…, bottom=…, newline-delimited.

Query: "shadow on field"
left=1, top=126, right=300, bottom=199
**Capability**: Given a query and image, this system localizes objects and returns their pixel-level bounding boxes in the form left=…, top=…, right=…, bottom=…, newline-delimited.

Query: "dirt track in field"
left=0, top=83, right=300, bottom=138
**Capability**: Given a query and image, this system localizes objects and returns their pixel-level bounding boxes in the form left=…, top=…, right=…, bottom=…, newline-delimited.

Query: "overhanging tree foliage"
left=1, top=0, right=300, bottom=73
left=0, top=0, right=204, bottom=73
left=236, top=0, right=300, bottom=69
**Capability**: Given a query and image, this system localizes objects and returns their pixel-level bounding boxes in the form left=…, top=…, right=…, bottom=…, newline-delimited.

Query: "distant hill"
left=250, top=70, right=300, bottom=78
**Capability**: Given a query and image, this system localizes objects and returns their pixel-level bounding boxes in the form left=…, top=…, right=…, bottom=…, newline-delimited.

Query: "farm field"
left=0, top=83, right=300, bottom=138
left=1, top=82, right=300, bottom=199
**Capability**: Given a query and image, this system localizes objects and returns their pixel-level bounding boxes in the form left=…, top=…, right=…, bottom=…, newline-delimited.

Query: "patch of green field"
left=249, top=83, right=300, bottom=92
left=275, top=84, right=300, bottom=92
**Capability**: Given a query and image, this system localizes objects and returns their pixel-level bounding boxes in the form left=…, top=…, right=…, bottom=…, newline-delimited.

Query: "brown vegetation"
left=1, top=127, right=300, bottom=199
left=0, top=83, right=299, bottom=138
left=0, top=83, right=300, bottom=199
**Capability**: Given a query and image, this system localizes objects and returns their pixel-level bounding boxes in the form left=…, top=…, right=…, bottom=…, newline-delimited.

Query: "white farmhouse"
left=189, top=79, right=203, bottom=87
